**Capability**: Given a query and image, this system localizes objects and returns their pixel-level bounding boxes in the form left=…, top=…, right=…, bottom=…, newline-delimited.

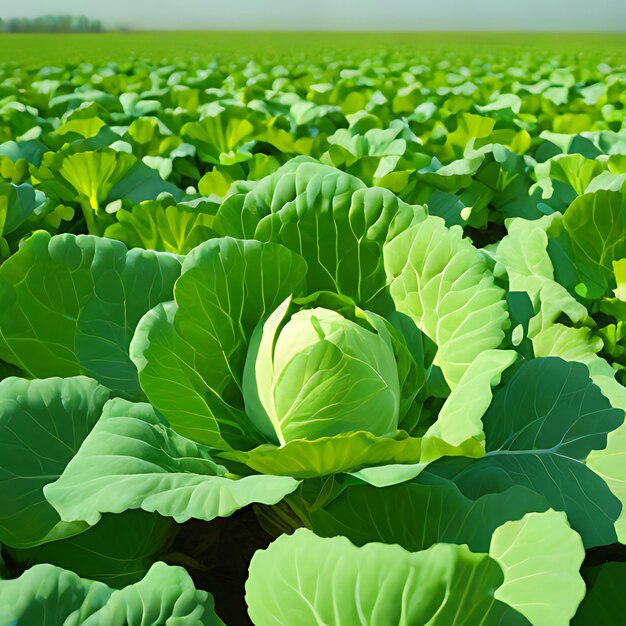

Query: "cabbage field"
left=1, top=32, right=626, bottom=625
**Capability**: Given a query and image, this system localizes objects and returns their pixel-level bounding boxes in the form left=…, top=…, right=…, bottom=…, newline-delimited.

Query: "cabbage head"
left=243, top=298, right=402, bottom=444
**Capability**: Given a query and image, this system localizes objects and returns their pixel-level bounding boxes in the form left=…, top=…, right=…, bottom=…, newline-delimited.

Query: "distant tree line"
left=0, top=15, right=103, bottom=33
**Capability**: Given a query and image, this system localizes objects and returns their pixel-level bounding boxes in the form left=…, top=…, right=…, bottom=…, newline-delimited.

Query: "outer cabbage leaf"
left=533, top=153, right=604, bottom=207
left=215, top=157, right=426, bottom=309
left=573, top=563, right=626, bottom=625
left=104, top=198, right=217, bottom=254
left=0, top=182, right=73, bottom=259
left=384, top=216, right=509, bottom=388
left=489, top=510, right=586, bottom=626
left=245, top=528, right=529, bottom=626
left=421, top=349, right=517, bottom=461
left=614, top=258, right=626, bottom=301
left=495, top=214, right=587, bottom=335
left=558, top=190, right=626, bottom=299
left=310, top=474, right=549, bottom=553
left=223, top=430, right=421, bottom=479
left=0, top=232, right=180, bottom=399
left=0, top=376, right=109, bottom=548
left=130, top=237, right=307, bottom=449
left=320, top=124, right=413, bottom=186
left=428, top=357, right=624, bottom=547
left=181, top=102, right=259, bottom=165
left=532, top=323, right=626, bottom=541
left=0, top=561, right=224, bottom=626
left=36, top=149, right=180, bottom=235
left=57, top=149, right=135, bottom=212
left=11, top=510, right=175, bottom=588
left=44, top=398, right=299, bottom=526
left=107, top=161, right=183, bottom=205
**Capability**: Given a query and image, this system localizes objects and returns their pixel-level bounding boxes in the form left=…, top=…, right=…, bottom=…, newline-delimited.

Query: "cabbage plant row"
left=0, top=44, right=625, bottom=625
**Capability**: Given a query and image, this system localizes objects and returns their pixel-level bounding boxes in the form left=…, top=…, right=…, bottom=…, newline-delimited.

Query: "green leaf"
left=495, top=214, right=587, bottom=335
left=428, top=357, right=624, bottom=547
left=311, top=476, right=549, bottom=553
left=573, top=563, right=626, bottom=625
left=198, top=168, right=235, bottom=198
left=130, top=237, right=307, bottom=448
left=489, top=510, right=586, bottom=626
left=104, top=198, right=217, bottom=255
left=558, top=190, right=626, bottom=299
left=245, top=528, right=528, bottom=625
left=58, top=149, right=135, bottom=212
left=0, top=377, right=109, bottom=548
left=215, top=158, right=426, bottom=309
left=0, top=183, right=42, bottom=238
left=531, top=323, right=626, bottom=541
left=347, top=462, right=429, bottom=487
left=321, top=125, right=408, bottom=186
left=0, top=232, right=180, bottom=399
left=44, top=397, right=299, bottom=526
left=613, top=258, right=626, bottom=301
left=181, top=103, right=258, bottom=165
left=0, top=183, right=74, bottom=259
left=534, top=154, right=605, bottom=200
left=223, top=430, right=422, bottom=479
left=384, top=216, right=509, bottom=387
left=13, top=511, right=175, bottom=588
left=107, top=162, right=183, bottom=205
left=0, top=561, right=224, bottom=626
left=421, top=349, right=517, bottom=461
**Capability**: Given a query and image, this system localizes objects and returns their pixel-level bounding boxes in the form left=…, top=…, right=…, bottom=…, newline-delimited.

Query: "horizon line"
left=2, top=28, right=626, bottom=34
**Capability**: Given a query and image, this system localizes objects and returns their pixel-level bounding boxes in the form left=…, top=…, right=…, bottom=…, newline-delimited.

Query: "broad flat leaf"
left=428, top=357, right=624, bottom=547
left=181, top=103, right=258, bottom=165
left=384, top=216, right=509, bottom=387
left=532, top=323, right=626, bottom=542
left=44, top=397, right=299, bottom=525
left=0, top=232, right=180, bottom=399
left=222, top=430, right=422, bottom=479
left=105, top=199, right=217, bottom=254
left=311, top=475, right=548, bottom=553
left=58, top=149, right=135, bottom=212
left=534, top=153, right=605, bottom=200
left=130, top=237, right=307, bottom=448
left=572, top=563, right=626, bottom=625
left=0, top=182, right=43, bottom=238
left=13, top=511, right=175, bottom=588
left=107, top=162, right=183, bottom=205
left=531, top=326, right=621, bottom=413
left=348, top=462, right=429, bottom=487
left=490, top=510, right=586, bottom=626
left=321, top=125, right=408, bottom=186
left=560, top=190, right=626, bottom=299
left=0, top=183, right=74, bottom=260
left=56, top=116, right=106, bottom=138
left=0, top=561, right=224, bottom=626
left=245, top=528, right=528, bottom=625
left=495, top=214, right=587, bottom=335
left=0, top=376, right=109, bottom=548
left=421, top=349, right=517, bottom=461
left=215, top=157, right=426, bottom=310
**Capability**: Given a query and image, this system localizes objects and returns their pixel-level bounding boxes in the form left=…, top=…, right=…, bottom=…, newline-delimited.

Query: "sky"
left=4, top=0, right=626, bottom=31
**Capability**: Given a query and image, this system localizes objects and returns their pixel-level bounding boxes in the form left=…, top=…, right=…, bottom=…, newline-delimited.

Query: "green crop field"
left=1, top=30, right=626, bottom=626
left=3, top=31, right=626, bottom=63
